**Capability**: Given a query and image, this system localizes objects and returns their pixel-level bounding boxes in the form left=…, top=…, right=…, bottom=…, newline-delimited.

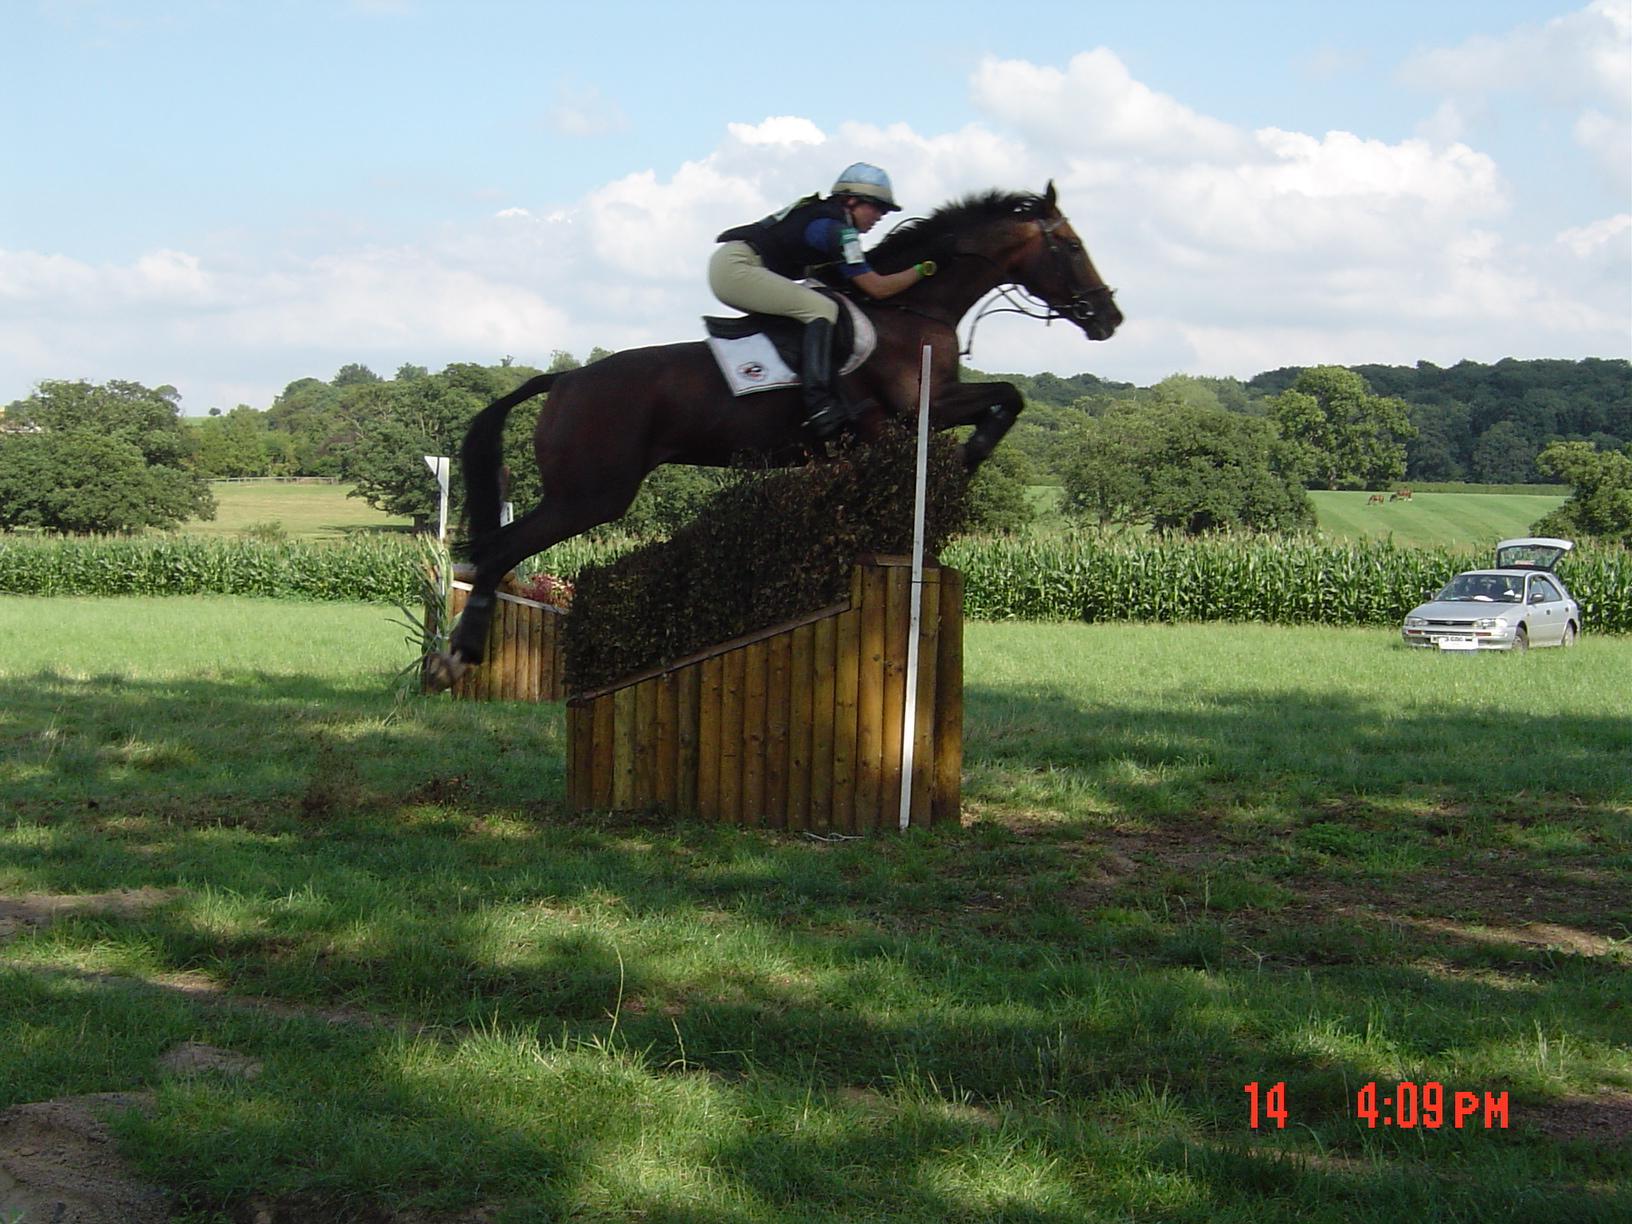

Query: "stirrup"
left=803, top=399, right=858, bottom=442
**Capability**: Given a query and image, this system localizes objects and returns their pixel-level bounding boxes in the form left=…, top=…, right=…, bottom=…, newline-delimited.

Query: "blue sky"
left=2, top=0, right=1627, bottom=411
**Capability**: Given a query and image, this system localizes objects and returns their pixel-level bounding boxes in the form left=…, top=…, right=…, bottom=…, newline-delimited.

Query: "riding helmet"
left=830, top=163, right=900, bottom=211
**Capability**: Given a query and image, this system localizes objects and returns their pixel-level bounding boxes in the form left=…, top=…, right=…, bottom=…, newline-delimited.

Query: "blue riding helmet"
left=830, top=163, right=900, bottom=211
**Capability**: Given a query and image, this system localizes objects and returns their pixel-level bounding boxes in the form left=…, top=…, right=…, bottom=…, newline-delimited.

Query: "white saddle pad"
left=705, top=296, right=877, bottom=397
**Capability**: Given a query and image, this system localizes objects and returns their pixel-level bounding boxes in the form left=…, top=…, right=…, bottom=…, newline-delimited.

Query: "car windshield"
left=1435, top=574, right=1522, bottom=603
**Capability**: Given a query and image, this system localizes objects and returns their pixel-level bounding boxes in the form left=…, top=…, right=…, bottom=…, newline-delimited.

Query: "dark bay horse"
left=428, top=183, right=1121, bottom=689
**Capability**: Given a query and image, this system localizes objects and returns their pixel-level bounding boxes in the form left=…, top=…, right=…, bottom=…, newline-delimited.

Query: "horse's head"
left=868, top=186, right=1123, bottom=342
left=1005, top=183, right=1122, bottom=341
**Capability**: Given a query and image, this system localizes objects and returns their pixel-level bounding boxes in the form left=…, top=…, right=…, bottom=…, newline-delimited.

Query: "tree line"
left=2, top=355, right=1626, bottom=543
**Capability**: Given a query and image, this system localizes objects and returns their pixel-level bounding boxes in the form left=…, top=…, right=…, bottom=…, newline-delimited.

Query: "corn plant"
left=943, top=535, right=1630, bottom=633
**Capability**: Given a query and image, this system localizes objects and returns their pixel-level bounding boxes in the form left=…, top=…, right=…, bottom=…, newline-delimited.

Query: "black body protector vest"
left=716, top=195, right=850, bottom=279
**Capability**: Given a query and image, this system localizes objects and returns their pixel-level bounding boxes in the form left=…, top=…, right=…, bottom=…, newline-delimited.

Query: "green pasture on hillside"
left=190, top=480, right=415, bottom=539
left=0, top=596, right=1628, bottom=1222
left=1308, top=490, right=1567, bottom=548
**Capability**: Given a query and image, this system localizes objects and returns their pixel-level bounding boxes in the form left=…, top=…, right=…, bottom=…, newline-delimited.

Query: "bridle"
left=942, top=211, right=1118, bottom=356
left=1033, top=214, right=1115, bottom=325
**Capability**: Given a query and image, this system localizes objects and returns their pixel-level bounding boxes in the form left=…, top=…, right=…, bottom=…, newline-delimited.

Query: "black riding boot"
left=800, top=317, right=858, bottom=443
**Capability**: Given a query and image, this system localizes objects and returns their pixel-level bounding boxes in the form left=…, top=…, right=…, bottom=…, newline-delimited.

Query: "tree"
left=1532, top=441, right=1632, bottom=545
left=1471, top=419, right=1538, bottom=484
left=344, top=362, right=542, bottom=526
left=1059, top=396, right=1313, bottom=535
left=190, top=406, right=273, bottom=478
left=0, top=380, right=214, bottom=532
left=1057, top=406, right=1148, bottom=528
left=1267, top=366, right=1416, bottom=490
left=964, top=444, right=1035, bottom=534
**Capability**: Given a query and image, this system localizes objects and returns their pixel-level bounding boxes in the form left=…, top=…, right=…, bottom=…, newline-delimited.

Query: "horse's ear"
left=1043, top=180, right=1057, bottom=210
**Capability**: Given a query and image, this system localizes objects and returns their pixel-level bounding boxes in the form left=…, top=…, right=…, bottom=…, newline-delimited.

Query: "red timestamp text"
left=1243, top=1081, right=1511, bottom=1130
left=1356, top=1081, right=1508, bottom=1129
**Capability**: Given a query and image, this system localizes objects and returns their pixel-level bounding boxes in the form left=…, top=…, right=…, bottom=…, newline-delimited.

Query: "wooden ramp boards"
left=440, top=581, right=569, bottom=703
left=566, top=558, right=963, bottom=830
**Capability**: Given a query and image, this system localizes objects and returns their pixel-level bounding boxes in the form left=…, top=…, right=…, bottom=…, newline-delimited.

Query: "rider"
left=710, top=162, right=934, bottom=440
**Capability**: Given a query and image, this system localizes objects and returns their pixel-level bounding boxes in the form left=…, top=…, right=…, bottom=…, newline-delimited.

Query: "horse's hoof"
left=422, top=651, right=468, bottom=694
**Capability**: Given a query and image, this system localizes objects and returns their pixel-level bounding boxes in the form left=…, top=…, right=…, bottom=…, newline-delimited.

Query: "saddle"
left=703, top=292, right=877, bottom=397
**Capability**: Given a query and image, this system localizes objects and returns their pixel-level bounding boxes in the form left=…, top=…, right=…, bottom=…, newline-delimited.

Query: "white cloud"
left=727, top=116, right=826, bottom=147
left=1558, top=211, right=1632, bottom=255
left=970, top=48, right=1245, bottom=160
left=1401, top=0, right=1631, bottom=188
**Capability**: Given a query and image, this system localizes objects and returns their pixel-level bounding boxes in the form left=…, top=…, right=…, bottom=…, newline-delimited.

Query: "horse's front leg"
left=931, top=381, right=1025, bottom=471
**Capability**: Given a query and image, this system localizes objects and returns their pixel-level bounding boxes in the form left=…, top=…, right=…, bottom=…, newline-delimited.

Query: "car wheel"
left=1513, top=626, right=1529, bottom=652
left=1561, top=622, right=1578, bottom=647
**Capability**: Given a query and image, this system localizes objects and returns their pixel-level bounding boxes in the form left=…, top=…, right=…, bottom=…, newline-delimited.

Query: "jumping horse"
left=426, top=183, right=1122, bottom=690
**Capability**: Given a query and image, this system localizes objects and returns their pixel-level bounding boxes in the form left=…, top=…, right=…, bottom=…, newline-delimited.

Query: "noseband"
left=1035, top=215, right=1114, bottom=326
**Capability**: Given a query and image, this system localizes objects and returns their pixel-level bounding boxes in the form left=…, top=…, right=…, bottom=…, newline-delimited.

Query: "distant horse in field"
left=1390, top=488, right=1412, bottom=502
left=426, top=184, right=1122, bottom=690
left=1367, top=493, right=1385, bottom=506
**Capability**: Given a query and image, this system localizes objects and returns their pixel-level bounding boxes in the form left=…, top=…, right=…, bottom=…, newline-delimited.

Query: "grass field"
left=1, top=597, right=1627, bottom=1222
left=1025, top=485, right=1567, bottom=549
left=1308, top=490, right=1567, bottom=548
left=190, top=480, right=415, bottom=539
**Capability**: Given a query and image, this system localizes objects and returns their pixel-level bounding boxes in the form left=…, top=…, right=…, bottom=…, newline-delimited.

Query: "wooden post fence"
left=426, top=578, right=569, bottom=703
left=566, top=557, right=963, bottom=830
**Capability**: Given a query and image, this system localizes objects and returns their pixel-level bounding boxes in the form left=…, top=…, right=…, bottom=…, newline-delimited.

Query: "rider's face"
left=849, top=200, right=886, bottom=232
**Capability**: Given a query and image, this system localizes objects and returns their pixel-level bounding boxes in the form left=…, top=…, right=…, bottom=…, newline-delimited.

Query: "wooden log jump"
left=566, top=557, right=963, bottom=830
left=428, top=579, right=569, bottom=703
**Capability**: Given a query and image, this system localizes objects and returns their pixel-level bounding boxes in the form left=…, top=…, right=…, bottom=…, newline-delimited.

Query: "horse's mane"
left=865, top=189, right=1045, bottom=274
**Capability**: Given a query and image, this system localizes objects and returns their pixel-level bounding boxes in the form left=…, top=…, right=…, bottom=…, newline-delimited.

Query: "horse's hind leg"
left=425, top=483, right=642, bottom=692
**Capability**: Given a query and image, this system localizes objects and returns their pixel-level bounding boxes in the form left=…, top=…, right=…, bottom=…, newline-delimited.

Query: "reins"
left=875, top=209, right=1115, bottom=358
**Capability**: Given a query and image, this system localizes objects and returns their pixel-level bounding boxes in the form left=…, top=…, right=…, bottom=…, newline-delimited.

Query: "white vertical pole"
left=898, top=343, right=933, bottom=831
left=423, top=455, right=450, bottom=542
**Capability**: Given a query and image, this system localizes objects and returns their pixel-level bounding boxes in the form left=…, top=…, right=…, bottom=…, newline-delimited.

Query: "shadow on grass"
left=964, top=678, right=1632, bottom=819
left=1, top=670, right=1629, bottom=1220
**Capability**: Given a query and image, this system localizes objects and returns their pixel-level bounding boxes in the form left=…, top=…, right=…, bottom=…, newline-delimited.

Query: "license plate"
left=1437, top=636, right=1478, bottom=651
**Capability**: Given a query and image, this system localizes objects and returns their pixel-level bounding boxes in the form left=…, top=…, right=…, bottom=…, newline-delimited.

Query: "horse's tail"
left=462, top=372, right=557, bottom=552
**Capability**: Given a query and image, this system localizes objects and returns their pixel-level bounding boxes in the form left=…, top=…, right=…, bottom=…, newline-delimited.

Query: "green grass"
left=1307, top=491, right=1566, bottom=548
left=1, top=598, right=1628, bottom=1222
left=1025, top=485, right=1569, bottom=550
left=192, top=480, right=415, bottom=539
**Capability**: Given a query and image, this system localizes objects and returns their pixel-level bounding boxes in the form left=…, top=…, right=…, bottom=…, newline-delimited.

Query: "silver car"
left=1401, top=538, right=1581, bottom=652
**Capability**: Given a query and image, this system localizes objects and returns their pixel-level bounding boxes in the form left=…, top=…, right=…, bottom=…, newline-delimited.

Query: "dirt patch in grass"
left=1514, top=1089, right=1632, bottom=1146
left=0, top=888, right=180, bottom=941
left=2, top=1075, right=499, bottom=1224
left=0, top=1092, right=171, bottom=1224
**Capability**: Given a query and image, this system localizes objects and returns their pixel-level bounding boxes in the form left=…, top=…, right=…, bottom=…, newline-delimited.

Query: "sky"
left=1, top=0, right=1628, bottom=413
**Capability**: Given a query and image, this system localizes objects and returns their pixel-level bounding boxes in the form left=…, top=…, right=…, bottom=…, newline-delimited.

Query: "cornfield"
left=2, top=533, right=1627, bottom=633
left=0, top=535, right=646, bottom=603
left=942, top=535, right=1632, bottom=635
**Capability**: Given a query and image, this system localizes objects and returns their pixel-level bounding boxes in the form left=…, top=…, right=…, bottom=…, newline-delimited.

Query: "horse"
left=1367, top=493, right=1385, bottom=505
left=1390, top=487, right=1412, bottom=502
left=427, top=183, right=1121, bottom=690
